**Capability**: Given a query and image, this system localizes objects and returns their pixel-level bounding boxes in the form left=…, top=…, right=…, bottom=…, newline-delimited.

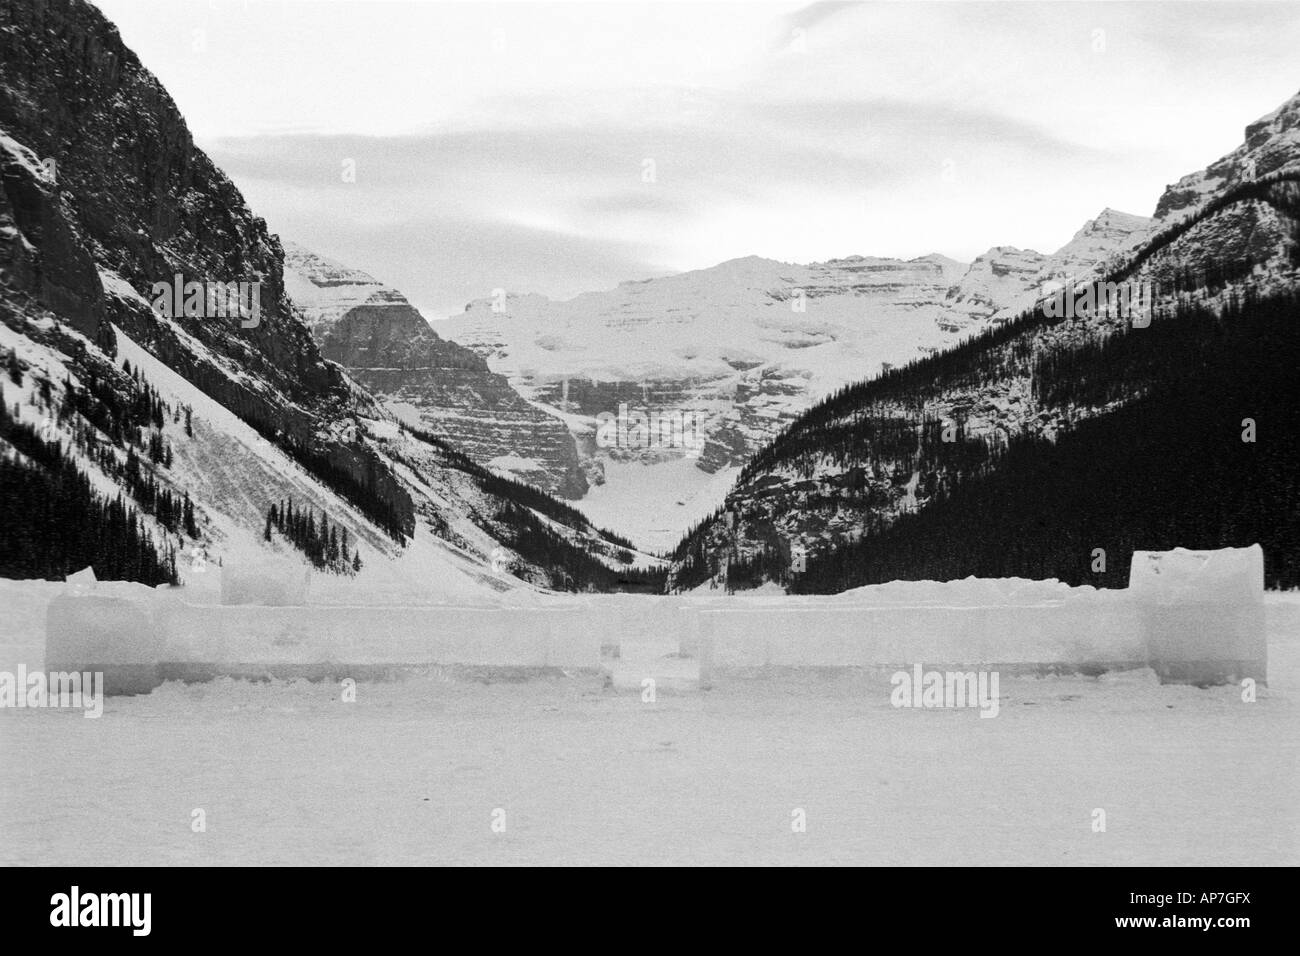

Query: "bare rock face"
left=0, top=0, right=345, bottom=412
left=0, top=133, right=106, bottom=341
left=1135, top=88, right=1300, bottom=300
left=283, top=245, right=587, bottom=498
left=937, top=247, right=1048, bottom=331
left=1154, top=89, right=1300, bottom=221
left=1046, top=208, right=1156, bottom=280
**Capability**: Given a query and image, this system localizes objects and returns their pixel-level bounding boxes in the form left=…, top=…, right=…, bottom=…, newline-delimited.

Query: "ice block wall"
left=34, top=546, right=1269, bottom=694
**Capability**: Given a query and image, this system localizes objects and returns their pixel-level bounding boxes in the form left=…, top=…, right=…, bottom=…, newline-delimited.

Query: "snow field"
left=1, top=638, right=1295, bottom=866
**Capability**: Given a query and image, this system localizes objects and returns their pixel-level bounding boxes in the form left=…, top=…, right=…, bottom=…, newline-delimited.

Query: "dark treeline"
left=670, top=176, right=1300, bottom=594
left=43, top=360, right=199, bottom=540
left=266, top=497, right=359, bottom=575
left=120, top=447, right=194, bottom=537
left=670, top=417, right=1000, bottom=592
left=1, top=349, right=199, bottom=584
left=787, top=291, right=1300, bottom=592
left=0, top=404, right=178, bottom=584
left=269, top=436, right=411, bottom=545
left=62, top=359, right=170, bottom=448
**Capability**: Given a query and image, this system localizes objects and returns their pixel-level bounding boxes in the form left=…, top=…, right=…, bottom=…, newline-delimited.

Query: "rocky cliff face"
left=1, top=0, right=643, bottom=595
left=1136, top=93, right=1300, bottom=293
left=0, top=1, right=350, bottom=408
left=1155, top=92, right=1300, bottom=221
left=0, top=0, right=395, bottom=511
left=283, top=244, right=588, bottom=498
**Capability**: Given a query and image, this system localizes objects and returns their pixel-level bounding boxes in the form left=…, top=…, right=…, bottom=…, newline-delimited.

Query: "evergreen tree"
left=183, top=493, right=198, bottom=538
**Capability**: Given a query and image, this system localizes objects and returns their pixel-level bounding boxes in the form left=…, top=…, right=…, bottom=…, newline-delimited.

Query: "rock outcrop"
left=283, top=244, right=587, bottom=498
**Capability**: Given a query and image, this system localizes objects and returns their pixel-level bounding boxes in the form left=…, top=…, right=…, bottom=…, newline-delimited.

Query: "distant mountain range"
left=666, top=89, right=1300, bottom=592
left=435, top=207, right=1152, bottom=547
left=1, top=0, right=1294, bottom=596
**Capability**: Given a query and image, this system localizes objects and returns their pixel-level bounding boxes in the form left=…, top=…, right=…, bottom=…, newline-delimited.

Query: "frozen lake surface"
left=2, top=631, right=1296, bottom=866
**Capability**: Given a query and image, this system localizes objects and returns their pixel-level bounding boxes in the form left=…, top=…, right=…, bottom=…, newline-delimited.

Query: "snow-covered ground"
left=570, top=457, right=738, bottom=553
left=2, top=599, right=1295, bottom=866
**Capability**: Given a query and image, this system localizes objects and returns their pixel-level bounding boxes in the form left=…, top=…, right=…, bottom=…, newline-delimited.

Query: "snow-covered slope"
left=109, top=318, right=509, bottom=604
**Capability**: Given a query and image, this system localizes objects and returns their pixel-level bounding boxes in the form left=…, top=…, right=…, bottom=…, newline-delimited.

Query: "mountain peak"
left=1155, top=88, right=1300, bottom=221
left=710, top=254, right=790, bottom=273
left=1094, top=207, right=1149, bottom=226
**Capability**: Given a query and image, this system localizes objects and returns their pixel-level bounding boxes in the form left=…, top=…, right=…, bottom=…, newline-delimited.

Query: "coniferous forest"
left=265, top=497, right=360, bottom=575
left=784, top=290, right=1300, bottom=593
left=0, top=403, right=179, bottom=585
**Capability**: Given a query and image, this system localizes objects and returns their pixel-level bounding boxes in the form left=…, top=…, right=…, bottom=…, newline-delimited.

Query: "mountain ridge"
left=434, top=205, right=1152, bottom=547
left=0, top=0, right=654, bottom=596
left=666, top=87, right=1300, bottom=592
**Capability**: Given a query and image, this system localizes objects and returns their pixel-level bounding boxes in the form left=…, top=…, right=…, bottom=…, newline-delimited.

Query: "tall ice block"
left=45, top=593, right=165, bottom=695
left=1129, top=545, right=1266, bottom=685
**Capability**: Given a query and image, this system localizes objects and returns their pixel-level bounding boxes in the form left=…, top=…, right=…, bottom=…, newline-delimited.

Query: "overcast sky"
left=96, top=0, right=1300, bottom=320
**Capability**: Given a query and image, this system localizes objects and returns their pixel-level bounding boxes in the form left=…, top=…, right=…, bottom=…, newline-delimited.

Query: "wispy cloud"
left=91, top=0, right=1300, bottom=319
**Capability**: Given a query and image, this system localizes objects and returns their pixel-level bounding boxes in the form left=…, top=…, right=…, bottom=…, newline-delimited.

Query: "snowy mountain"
left=1155, top=91, right=1300, bottom=221
left=668, top=89, right=1300, bottom=594
left=282, top=244, right=588, bottom=498
left=0, top=0, right=655, bottom=598
left=438, top=214, right=1150, bottom=548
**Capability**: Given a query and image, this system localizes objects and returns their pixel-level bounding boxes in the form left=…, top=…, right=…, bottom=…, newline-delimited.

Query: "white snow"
left=0, top=612, right=1294, bottom=865
left=220, top=559, right=312, bottom=606
left=572, top=457, right=739, bottom=554
left=1, top=567, right=1295, bottom=864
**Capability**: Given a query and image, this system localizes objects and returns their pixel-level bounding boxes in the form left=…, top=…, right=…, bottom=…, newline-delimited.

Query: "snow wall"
left=29, top=546, right=1270, bottom=694
left=690, top=592, right=1144, bottom=680
left=690, top=546, right=1267, bottom=686
left=43, top=595, right=597, bottom=694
